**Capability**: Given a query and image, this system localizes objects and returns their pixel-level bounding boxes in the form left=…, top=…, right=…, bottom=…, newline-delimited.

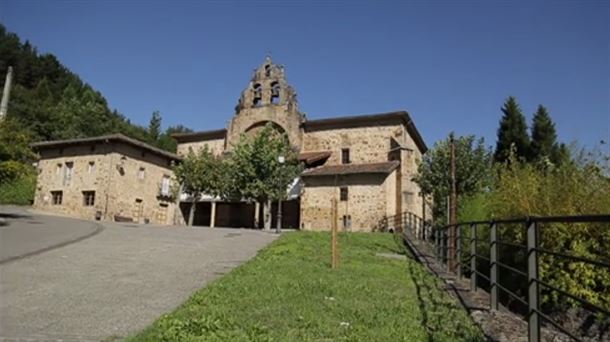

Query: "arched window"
left=270, top=81, right=280, bottom=104
left=253, top=83, right=262, bottom=106
left=264, top=64, right=271, bottom=77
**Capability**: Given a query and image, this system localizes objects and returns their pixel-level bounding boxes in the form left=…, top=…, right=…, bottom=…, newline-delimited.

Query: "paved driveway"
left=0, top=207, right=277, bottom=341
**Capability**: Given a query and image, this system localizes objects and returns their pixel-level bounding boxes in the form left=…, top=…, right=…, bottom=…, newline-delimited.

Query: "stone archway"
left=244, top=121, right=289, bottom=144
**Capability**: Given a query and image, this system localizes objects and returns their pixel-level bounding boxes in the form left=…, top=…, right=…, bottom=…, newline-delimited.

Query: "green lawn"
left=128, top=232, right=484, bottom=341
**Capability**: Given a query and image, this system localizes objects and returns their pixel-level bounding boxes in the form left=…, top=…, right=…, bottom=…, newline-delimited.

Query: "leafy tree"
left=226, top=123, right=302, bottom=230
left=413, top=133, right=493, bottom=226
left=148, top=110, right=162, bottom=143
left=460, top=150, right=610, bottom=312
left=495, top=96, right=530, bottom=162
left=157, top=125, right=193, bottom=153
left=173, top=146, right=224, bottom=226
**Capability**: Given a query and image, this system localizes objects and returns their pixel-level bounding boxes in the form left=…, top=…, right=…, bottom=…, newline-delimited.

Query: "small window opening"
left=83, top=191, right=95, bottom=206
left=270, top=81, right=280, bottom=104
left=51, top=191, right=63, bottom=205
left=253, top=83, right=262, bottom=106
left=342, top=215, right=352, bottom=230
left=88, top=161, right=95, bottom=174
left=63, top=162, right=74, bottom=186
left=340, top=187, right=348, bottom=201
left=264, top=64, right=271, bottom=77
left=138, top=167, right=146, bottom=180
left=341, top=148, right=350, bottom=164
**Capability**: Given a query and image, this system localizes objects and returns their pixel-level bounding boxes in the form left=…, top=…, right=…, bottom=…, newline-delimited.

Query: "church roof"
left=171, top=129, right=227, bottom=143
left=301, top=160, right=400, bottom=177
left=302, top=111, right=427, bottom=153
left=298, top=151, right=332, bottom=164
left=31, top=133, right=181, bottom=162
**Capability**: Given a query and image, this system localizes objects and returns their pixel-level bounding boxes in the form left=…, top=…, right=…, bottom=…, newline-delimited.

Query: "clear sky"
left=1, top=0, right=609, bottom=150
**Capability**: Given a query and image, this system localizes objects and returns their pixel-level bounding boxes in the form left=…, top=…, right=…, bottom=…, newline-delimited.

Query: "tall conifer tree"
left=530, top=105, right=558, bottom=162
left=494, top=96, right=530, bottom=162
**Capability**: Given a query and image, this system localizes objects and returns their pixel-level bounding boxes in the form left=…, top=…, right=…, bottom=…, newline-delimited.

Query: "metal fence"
left=383, top=212, right=610, bottom=342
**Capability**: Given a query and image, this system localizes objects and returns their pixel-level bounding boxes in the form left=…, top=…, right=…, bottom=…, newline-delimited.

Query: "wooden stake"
left=331, top=198, right=339, bottom=269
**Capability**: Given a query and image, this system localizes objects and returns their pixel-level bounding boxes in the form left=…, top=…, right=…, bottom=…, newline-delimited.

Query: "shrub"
left=0, top=169, right=36, bottom=205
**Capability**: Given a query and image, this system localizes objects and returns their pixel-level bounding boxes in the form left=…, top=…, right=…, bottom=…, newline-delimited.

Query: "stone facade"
left=173, top=57, right=429, bottom=231
left=32, top=135, right=179, bottom=225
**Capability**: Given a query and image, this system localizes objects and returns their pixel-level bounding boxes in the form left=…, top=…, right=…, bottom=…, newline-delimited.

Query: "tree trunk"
left=264, top=199, right=272, bottom=230
left=188, top=197, right=197, bottom=226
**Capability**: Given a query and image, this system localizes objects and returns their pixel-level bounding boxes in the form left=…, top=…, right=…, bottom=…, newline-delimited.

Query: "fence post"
left=442, top=229, right=448, bottom=268
left=470, top=223, right=477, bottom=291
left=456, top=224, right=462, bottom=279
left=421, top=217, right=425, bottom=240
left=435, top=228, right=441, bottom=259
left=527, top=220, right=540, bottom=342
left=490, top=222, right=498, bottom=310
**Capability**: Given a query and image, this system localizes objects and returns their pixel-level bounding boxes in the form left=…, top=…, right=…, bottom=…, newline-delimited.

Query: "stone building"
left=172, top=57, right=428, bottom=231
left=31, top=134, right=180, bottom=224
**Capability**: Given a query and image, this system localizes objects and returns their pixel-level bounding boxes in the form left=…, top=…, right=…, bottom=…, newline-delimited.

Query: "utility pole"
left=449, top=133, right=458, bottom=272
left=0, top=66, right=14, bottom=120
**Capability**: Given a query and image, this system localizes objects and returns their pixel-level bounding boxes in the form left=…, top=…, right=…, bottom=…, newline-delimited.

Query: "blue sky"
left=1, top=0, right=609, bottom=149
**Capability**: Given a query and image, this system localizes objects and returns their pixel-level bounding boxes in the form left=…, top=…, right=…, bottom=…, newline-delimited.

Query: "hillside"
left=0, top=23, right=190, bottom=204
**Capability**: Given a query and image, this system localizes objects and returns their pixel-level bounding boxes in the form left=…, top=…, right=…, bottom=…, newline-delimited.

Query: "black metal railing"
left=382, top=212, right=610, bottom=342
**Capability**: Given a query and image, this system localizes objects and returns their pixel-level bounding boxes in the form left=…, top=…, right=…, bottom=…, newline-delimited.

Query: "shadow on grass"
left=406, top=255, right=483, bottom=341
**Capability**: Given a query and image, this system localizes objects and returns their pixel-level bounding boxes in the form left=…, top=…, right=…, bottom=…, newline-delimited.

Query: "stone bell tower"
left=226, top=56, right=305, bottom=150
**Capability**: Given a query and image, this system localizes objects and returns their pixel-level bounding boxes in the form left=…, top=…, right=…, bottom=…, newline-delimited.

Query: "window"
left=161, top=175, right=171, bottom=196
left=56, top=163, right=62, bottom=176
left=270, top=81, right=280, bottom=104
left=138, top=167, right=145, bottom=180
left=264, top=64, right=271, bottom=77
left=88, top=161, right=95, bottom=174
left=51, top=191, right=63, bottom=205
left=83, top=191, right=95, bottom=206
left=340, top=187, right=348, bottom=201
left=253, top=83, right=262, bottom=106
left=341, top=148, right=350, bottom=164
left=63, top=162, right=73, bottom=186
left=342, top=215, right=352, bottom=230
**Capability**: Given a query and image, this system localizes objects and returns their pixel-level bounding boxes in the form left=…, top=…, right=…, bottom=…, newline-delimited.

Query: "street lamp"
left=276, top=155, right=285, bottom=234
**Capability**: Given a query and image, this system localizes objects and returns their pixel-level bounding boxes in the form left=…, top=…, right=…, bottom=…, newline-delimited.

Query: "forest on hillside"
left=0, top=23, right=191, bottom=203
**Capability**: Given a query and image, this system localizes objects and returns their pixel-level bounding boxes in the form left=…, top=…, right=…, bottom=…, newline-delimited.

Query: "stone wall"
left=302, top=123, right=426, bottom=222
left=300, top=174, right=388, bottom=232
left=176, top=138, right=225, bottom=157
left=33, top=144, right=112, bottom=221
left=33, top=142, right=177, bottom=225
left=302, top=124, right=404, bottom=164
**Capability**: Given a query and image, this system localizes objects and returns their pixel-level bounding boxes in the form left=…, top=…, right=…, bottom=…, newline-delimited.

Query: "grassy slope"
left=129, top=232, right=483, bottom=341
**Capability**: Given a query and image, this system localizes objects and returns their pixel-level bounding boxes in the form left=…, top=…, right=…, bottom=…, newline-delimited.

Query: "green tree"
left=413, top=133, right=493, bottom=226
left=227, top=124, right=302, bottom=230
left=173, top=146, right=224, bottom=226
left=495, top=96, right=530, bottom=163
left=530, top=104, right=564, bottom=164
left=148, top=110, right=162, bottom=143
left=157, top=125, right=193, bottom=153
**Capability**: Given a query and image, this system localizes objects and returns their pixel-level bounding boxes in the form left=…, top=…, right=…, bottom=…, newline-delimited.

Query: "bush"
left=0, top=171, right=36, bottom=205
left=459, top=154, right=610, bottom=311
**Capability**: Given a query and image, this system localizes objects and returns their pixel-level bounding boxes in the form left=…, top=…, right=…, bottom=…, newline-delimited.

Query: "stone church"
left=172, top=57, right=428, bottom=231
left=31, top=57, right=427, bottom=231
